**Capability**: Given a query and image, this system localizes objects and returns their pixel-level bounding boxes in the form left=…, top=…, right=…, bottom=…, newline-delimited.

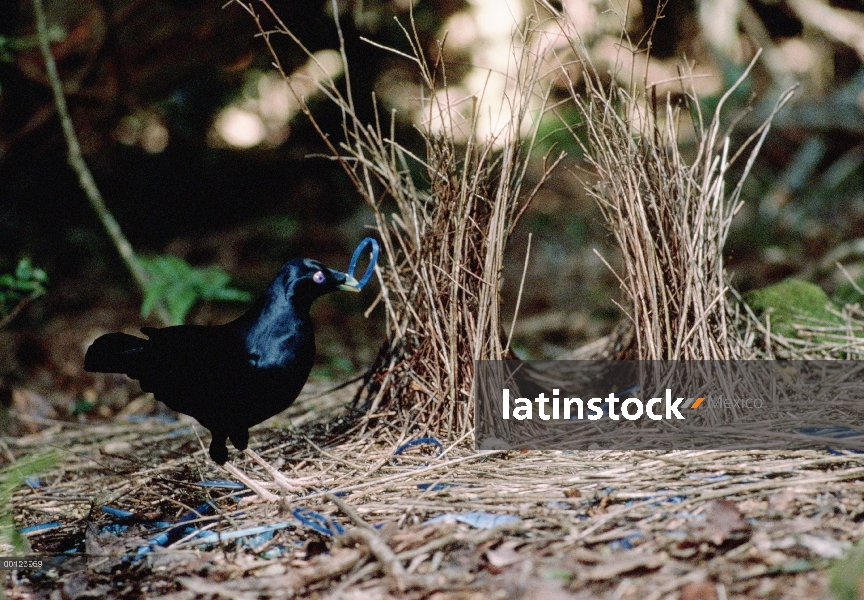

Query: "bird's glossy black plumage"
left=84, top=259, right=359, bottom=464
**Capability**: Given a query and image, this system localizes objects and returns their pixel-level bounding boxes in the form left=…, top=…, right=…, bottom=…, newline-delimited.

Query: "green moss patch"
left=744, top=278, right=844, bottom=339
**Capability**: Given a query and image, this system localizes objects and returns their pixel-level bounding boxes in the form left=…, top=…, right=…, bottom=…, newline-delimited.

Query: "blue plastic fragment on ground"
left=150, top=521, right=172, bottom=529
left=134, top=501, right=216, bottom=556
left=688, top=473, right=730, bottom=481
left=260, top=545, right=288, bottom=559
left=20, top=521, right=62, bottom=534
left=25, top=476, right=41, bottom=488
left=197, top=479, right=246, bottom=489
left=394, top=437, right=443, bottom=457
left=101, top=506, right=134, bottom=519
left=617, top=384, right=640, bottom=396
left=417, top=483, right=456, bottom=491
left=194, top=522, right=293, bottom=546
left=177, top=502, right=216, bottom=525
left=100, top=524, right=130, bottom=535
left=610, top=532, right=643, bottom=551
left=665, top=530, right=689, bottom=540
left=624, top=492, right=686, bottom=507
left=424, top=512, right=520, bottom=529
left=671, top=511, right=705, bottom=520
left=165, top=427, right=193, bottom=438
left=124, top=414, right=179, bottom=424
left=798, top=426, right=864, bottom=455
left=240, top=529, right=276, bottom=549
left=293, top=507, right=345, bottom=536
left=798, top=426, right=863, bottom=437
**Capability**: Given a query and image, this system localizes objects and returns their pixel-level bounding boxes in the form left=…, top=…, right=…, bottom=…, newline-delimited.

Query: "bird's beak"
left=338, top=273, right=361, bottom=292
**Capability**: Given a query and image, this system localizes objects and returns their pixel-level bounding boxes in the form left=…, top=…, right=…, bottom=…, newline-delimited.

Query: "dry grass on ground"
left=6, top=385, right=863, bottom=599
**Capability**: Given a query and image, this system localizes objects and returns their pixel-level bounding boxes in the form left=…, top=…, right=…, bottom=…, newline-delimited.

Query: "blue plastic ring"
left=347, top=237, right=379, bottom=290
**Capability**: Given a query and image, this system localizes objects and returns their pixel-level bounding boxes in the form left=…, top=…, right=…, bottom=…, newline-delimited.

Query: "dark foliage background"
left=1, top=0, right=864, bottom=425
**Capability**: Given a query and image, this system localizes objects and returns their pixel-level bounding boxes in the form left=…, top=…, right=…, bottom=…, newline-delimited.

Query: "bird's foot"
left=209, top=434, right=230, bottom=465
left=229, top=430, right=249, bottom=452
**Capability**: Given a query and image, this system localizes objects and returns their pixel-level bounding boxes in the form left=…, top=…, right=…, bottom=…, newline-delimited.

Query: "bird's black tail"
left=84, top=333, right=146, bottom=377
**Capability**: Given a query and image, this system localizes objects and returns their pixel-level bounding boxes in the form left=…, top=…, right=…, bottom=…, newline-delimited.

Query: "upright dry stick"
left=239, top=1, right=556, bottom=436
left=32, top=0, right=171, bottom=325
left=544, top=6, right=794, bottom=360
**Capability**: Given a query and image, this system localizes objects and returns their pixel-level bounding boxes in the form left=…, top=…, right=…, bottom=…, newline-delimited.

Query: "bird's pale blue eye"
left=313, top=271, right=326, bottom=284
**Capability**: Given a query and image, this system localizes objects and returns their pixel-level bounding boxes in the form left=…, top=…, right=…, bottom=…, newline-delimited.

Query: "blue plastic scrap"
left=134, top=501, right=216, bottom=556
left=242, top=531, right=275, bottom=549
left=100, top=524, right=130, bottom=535
left=610, top=532, right=643, bottom=551
left=197, top=480, right=246, bottom=489
left=95, top=500, right=278, bottom=560
left=124, top=414, right=179, bottom=424
left=260, top=545, right=288, bottom=559
left=417, top=483, right=456, bottom=491
left=20, top=521, right=62, bottom=534
left=239, top=529, right=276, bottom=549
left=624, top=492, right=686, bottom=508
left=688, top=473, right=730, bottom=481
left=424, top=512, right=520, bottom=529
left=293, top=507, right=345, bottom=536
left=174, top=501, right=216, bottom=526
left=617, top=384, right=640, bottom=397
left=193, top=522, right=293, bottom=546
left=101, top=506, right=134, bottom=519
left=394, top=437, right=443, bottom=457
left=798, top=426, right=864, bottom=455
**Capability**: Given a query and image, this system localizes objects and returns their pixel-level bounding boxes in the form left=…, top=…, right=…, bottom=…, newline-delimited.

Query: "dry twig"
left=31, top=0, right=170, bottom=325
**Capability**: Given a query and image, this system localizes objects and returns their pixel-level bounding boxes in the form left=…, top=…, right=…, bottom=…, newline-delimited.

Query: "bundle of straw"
left=240, top=1, right=557, bottom=436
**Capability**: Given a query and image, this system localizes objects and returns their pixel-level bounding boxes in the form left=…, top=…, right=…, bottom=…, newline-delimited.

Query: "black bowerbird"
left=84, top=259, right=360, bottom=465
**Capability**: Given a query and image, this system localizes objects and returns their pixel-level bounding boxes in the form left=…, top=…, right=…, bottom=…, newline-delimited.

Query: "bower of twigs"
left=249, top=5, right=560, bottom=439
left=7, top=2, right=864, bottom=599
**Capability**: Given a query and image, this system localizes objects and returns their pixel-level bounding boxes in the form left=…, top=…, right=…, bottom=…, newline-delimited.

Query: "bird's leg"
left=228, top=429, right=249, bottom=452
left=209, top=432, right=229, bottom=465
left=244, top=448, right=314, bottom=495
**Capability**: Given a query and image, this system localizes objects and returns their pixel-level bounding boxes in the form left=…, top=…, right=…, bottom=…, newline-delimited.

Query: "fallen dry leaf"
left=797, top=533, right=848, bottom=559
left=12, top=388, right=57, bottom=433
left=101, top=441, right=133, bottom=455
left=697, top=500, right=751, bottom=545
left=486, top=539, right=524, bottom=568
left=679, top=581, right=718, bottom=600
left=583, top=552, right=667, bottom=580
